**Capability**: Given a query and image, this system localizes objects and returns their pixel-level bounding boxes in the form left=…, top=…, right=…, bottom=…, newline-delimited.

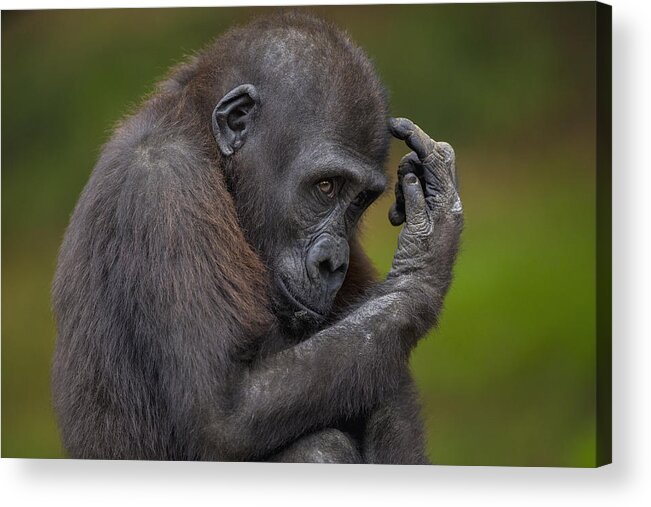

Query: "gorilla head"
left=207, top=15, right=390, bottom=324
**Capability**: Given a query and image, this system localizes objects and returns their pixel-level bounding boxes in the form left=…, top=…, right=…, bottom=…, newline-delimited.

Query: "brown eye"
left=317, top=179, right=336, bottom=197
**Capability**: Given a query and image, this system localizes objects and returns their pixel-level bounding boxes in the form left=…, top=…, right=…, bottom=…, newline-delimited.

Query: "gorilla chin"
left=274, top=275, right=334, bottom=329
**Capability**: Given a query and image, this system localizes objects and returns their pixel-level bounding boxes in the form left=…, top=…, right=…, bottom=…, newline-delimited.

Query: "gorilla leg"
left=362, top=372, right=430, bottom=465
left=268, top=429, right=362, bottom=464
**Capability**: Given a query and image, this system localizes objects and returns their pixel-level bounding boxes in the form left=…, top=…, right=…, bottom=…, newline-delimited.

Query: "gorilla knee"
left=311, top=429, right=361, bottom=464
left=271, top=429, right=362, bottom=464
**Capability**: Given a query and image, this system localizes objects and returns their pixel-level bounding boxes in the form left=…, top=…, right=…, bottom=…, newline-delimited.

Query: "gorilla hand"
left=388, top=118, right=461, bottom=225
left=386, top=117, right=463, bottom=340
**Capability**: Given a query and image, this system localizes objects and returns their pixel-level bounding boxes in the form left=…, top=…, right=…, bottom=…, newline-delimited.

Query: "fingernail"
left=404, top=173, right=418, bottom=185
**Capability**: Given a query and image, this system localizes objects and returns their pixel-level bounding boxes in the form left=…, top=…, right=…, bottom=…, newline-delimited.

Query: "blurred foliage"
left=2, top=3, right=599, bottom=466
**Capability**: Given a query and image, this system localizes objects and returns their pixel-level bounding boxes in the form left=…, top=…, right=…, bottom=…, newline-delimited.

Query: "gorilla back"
left=52, top=12, right=463, bottom=463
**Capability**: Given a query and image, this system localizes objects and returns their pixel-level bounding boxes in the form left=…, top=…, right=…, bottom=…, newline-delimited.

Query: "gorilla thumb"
left=403, top=173, right=430, bottom=234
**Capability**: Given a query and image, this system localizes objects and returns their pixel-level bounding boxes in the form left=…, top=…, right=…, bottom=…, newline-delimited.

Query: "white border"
left=2, top=0, right=650, bottom=505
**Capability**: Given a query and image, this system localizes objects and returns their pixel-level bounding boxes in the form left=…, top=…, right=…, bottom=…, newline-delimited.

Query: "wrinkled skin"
left=51, top=13, right=463, bottom=464
left=256, top=134, right=387, bottom=322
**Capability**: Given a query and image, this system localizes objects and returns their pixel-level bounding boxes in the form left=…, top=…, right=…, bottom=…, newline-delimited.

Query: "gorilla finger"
left=397, top=152, right=423, bottom=178
left=389, top=117, right=437, bottom=163
left=435, top=141, right=458, bottom=189
left=389, top=117, right=414, bottom=140
left=402, top=173, right=429, bottom=232
left=390, top=177, right=406, bottom=226
left=422, top=148, right=457, bottom=197
left=389, top=201, right=406, bottom=226
left=422, top=161, right=448, bottom=197
left=435, top=141, right=456, bottom=163
left=395, top=177, right=406, bottom=206
left=398, top=152, right=426, bottom=196
left=389, top=154, right=416, bottom=227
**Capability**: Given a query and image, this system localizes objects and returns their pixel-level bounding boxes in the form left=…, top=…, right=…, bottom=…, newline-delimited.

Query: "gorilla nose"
left=306, top=235, right=349, bottom=297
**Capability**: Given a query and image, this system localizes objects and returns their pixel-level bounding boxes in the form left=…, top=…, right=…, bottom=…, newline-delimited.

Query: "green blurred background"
left=2, top=3, right=599, bottom=466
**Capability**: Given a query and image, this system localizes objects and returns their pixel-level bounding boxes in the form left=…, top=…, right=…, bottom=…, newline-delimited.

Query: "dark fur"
left=51, top=12, right=455, bottom=463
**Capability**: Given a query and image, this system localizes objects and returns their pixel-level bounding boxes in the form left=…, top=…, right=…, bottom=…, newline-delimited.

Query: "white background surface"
left=1, top=0, right=649, bottom=505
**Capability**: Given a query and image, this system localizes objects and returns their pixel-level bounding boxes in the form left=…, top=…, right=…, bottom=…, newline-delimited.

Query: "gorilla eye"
left=317, top=179, right=337, bottom=198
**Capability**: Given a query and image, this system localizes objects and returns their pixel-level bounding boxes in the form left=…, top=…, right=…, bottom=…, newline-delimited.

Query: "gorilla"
left=51, top=12, right=463, bottom=464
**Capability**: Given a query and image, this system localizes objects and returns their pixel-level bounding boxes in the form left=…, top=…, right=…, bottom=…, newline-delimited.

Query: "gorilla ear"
left=212, top=84, right=260, bottom=156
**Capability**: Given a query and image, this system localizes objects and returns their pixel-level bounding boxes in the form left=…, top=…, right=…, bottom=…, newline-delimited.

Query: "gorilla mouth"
left=277, top=277, right=327, bottom=319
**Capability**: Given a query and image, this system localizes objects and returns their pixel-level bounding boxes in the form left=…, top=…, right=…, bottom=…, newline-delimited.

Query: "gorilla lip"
left=277, top=277, right=327, bottom=319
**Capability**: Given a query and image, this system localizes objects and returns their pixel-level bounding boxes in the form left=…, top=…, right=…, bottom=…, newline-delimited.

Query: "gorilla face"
left=212, top=83, right=389, bottom=326
left=269, top=139, right=387, bottom=321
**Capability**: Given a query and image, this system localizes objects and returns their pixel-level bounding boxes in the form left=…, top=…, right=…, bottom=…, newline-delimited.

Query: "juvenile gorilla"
left=52, top=12, right=463, bottom=463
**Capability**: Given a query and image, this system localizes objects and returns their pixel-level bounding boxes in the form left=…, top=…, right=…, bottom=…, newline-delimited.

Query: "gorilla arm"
left=209, top=119, right=463, bottom=461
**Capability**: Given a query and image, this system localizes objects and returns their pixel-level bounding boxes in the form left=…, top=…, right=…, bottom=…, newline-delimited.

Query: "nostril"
left=325, top=258, right=347, bottom=274
left=318, top=259, right=347, bottom=294
left=318, top=260, right=331, bottom=279
left=317, top=258, right=347, bottom=279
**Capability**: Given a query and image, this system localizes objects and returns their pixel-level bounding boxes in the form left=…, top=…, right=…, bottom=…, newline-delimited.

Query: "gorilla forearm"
left=211, top=287, right=428, bottom=460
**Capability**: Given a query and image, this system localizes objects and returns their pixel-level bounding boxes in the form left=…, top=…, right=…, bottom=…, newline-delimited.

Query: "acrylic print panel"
left=1, top=2, right=611, bottom=466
